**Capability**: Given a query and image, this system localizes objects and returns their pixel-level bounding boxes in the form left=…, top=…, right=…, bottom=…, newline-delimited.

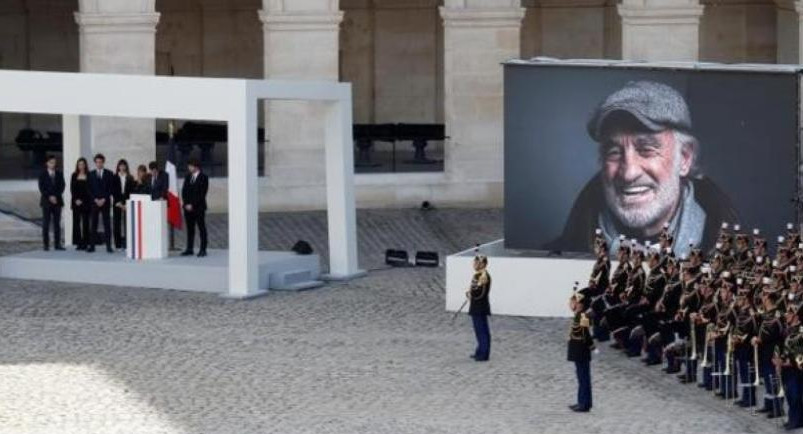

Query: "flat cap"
left=587, top=80, right=692, bottom=142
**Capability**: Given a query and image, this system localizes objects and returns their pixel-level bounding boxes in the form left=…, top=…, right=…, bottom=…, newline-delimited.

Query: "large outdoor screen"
left=504, top=61, right=799, bottom=257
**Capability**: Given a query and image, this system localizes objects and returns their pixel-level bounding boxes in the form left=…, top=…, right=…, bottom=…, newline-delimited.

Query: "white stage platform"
left=0, top=249, right=323, bottom=296
left=446, top=240, right=595, bottom=318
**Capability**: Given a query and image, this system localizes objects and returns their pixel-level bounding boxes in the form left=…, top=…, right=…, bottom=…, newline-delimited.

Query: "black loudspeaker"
left=292, top=240, right=313, bottom=255
left=385, top=249, right=409, bottom=267
left=415, top=251, right=439, bottom=267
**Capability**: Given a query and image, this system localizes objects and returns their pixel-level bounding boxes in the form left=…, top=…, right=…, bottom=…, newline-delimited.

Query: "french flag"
left=165, top=129, right=183, bottom=230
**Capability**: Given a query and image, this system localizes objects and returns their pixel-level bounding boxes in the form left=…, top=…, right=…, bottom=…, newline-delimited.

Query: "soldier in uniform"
left=733, top=281, right=759, bottom=408
left=568, top=288, right=595, bottom=413
left=466, top=254, right=491, bottom=362
left=753, top=289, right=785, bottom=418
left=779, top=303, right=803, bottom=430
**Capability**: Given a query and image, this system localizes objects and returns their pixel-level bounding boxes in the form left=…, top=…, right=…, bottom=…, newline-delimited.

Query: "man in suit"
left=149, top=161, right=169, bottom=201
left=38, top=155, right=65, bottom=251
left=112, top=160, right=134, bottom=249
left=181, top=158, right=209, bottom=257
left=88, top=153, right=114, bottom=253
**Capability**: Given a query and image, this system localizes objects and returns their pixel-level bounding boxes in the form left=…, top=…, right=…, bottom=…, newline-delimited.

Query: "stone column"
left=74, top=0, right=160, bottom=167
left=777, top=0, right=803, bottom=63
left=618, top=0, right=704, bottom=61
left=440, top=1, right=524, bottom=197
left=259, top=1, right=343, bottom=191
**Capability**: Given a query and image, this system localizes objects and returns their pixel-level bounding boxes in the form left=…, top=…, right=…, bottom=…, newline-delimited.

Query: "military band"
left=575, top=221, right=803, bottom=429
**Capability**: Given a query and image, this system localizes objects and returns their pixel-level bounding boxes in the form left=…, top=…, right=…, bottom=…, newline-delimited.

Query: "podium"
left=126, top=194, right=168, bottom=260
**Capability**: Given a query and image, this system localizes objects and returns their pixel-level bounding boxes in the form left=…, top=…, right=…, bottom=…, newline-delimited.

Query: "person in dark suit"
left=181, top=158, right=209, bottom=257
left=112, top=159, right=134, bottom=249
left=38, top=155, right=65, bottom=251
left=131, top=164, right=152, bottom=195
left=70, top=158, right=91, bottom=250
left=88, top=153, right=114, bottom=253
left=467, top=254, right=491, bottom=361
left=568, top=288, right=595, bottom=412
left=149, top=161, right=169, bottom=201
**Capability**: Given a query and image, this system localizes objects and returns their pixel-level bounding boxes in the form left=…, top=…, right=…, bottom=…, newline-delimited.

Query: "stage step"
left=0, top=211, right=39, bottom=242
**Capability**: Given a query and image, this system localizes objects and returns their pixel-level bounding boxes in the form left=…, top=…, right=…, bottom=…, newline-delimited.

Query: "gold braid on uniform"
left=471, top=269, right=490, bottom=300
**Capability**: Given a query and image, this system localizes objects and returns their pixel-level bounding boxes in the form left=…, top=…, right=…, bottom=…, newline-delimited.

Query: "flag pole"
left=168, top=119, right=177, bottom=251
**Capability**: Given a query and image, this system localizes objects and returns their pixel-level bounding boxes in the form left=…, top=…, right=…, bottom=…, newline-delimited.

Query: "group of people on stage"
left=38, top=154, right=209, bottom=257
left=572, top=221, right=803, bottom=429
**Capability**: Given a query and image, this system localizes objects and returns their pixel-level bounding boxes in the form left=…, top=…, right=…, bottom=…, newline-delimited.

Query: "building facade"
left=0, top=0, right=801, bottom=213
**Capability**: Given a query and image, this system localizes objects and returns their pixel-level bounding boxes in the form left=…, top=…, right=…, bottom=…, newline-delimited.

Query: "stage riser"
left=446, top=240, right=595, bottom=318
left=0, top=250, right=321, bottom=294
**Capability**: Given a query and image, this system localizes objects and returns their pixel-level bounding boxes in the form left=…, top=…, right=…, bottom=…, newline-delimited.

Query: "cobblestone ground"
left=0, top=209, right=782, bottom=433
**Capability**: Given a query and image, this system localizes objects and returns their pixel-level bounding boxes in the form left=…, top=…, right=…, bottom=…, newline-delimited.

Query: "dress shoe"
left=86, top=247, right=95, bottom=253
left=568, top=404, right=579, bottom=411
left=768, top=412, right=784, bottom=419
left=757, top=407, right=771, bottom=414
left=106, top=247, right=114, bottom=253
left=55, top=246, right=65, bottom=251
left=571, top=406, right=590, bottom=413
left=736, top=401, right=752, bottom=408
left=197, top=250, right=207, bottom=258
left=181, top=250, right=194, bottom=256
left=76, top=245, right=86, bottom=251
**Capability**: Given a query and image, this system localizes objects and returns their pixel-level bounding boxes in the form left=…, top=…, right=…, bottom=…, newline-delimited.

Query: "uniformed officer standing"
left=467, top=255, right=491, bottom=362
left=568, top=288, right=595, bottom=413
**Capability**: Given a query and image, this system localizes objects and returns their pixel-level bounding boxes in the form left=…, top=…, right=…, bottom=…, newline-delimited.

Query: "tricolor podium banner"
left=126, top=194, right=168, bottom=260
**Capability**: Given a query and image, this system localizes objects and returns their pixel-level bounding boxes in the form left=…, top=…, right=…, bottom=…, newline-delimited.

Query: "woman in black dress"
left=70, top=158, right=91, bottom=250
left=132, top=164, right=152, bottom=195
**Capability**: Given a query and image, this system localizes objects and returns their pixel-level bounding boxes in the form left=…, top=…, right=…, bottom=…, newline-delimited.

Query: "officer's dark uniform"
left=568, top=290, right=594, bottom=412
left=781, top=316, right=803, bottom=430
left=468, top=257, right=491, bottom=362
left=757, top=302, right=785, bottom=417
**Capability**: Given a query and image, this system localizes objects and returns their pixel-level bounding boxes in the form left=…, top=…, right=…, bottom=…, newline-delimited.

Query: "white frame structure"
left=0, top=70, right=361, bottom=298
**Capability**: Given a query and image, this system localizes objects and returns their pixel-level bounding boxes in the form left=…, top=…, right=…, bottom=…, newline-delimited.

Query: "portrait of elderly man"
left=546, top=81, right=737, bottom=257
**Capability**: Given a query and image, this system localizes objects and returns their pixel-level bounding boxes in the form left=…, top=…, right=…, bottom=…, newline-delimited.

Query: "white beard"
left=602, top=158, right=682, bottom=230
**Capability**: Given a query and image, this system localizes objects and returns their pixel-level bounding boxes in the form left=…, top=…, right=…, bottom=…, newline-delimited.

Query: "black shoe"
left=76, top=245, right=86, bottom=251
left=665, top=368, right=680, bottom=374
left=181, top=250, right=194, bottom=256
left=86, top=247, right=95, bottom=253
left=43, top=246, right=50, bottom=251
left=197, top=250, right=207, bottom=258
left=736, top=401, right=752, bottom=408
left=645, top=359, right=661, bottom=366
left=569, top=404, right=579, bottom=411
left=55, top=245, right=65, bottom=251
left=768, top=412, right=784, bottom=419
left=106, top=247, right=114, bottom=253
left=679, top=377, right=697, bottom=384
left=571, top=406, right=590, bottom=413
left=757, top=407, right=771, bottom=414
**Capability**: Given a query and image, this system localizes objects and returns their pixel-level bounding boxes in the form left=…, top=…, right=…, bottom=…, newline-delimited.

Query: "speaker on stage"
left=292, top=240, right=313, bottom=255
left=385, top=249, right=409, bottom=267
left=414, top=251, right=439, bottom=267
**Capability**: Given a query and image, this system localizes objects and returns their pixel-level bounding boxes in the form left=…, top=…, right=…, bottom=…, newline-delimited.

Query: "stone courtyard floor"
left=0, top=209, right=783, bottom=433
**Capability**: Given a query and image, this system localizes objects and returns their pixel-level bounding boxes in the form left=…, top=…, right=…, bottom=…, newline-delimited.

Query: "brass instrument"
left=723, top=332, right=733, bottom=376
left=753, top=340, right=761, bottom=387
left=689, top=315, right=697, bottom=361
left=700, top=323, right=715, bottom=368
